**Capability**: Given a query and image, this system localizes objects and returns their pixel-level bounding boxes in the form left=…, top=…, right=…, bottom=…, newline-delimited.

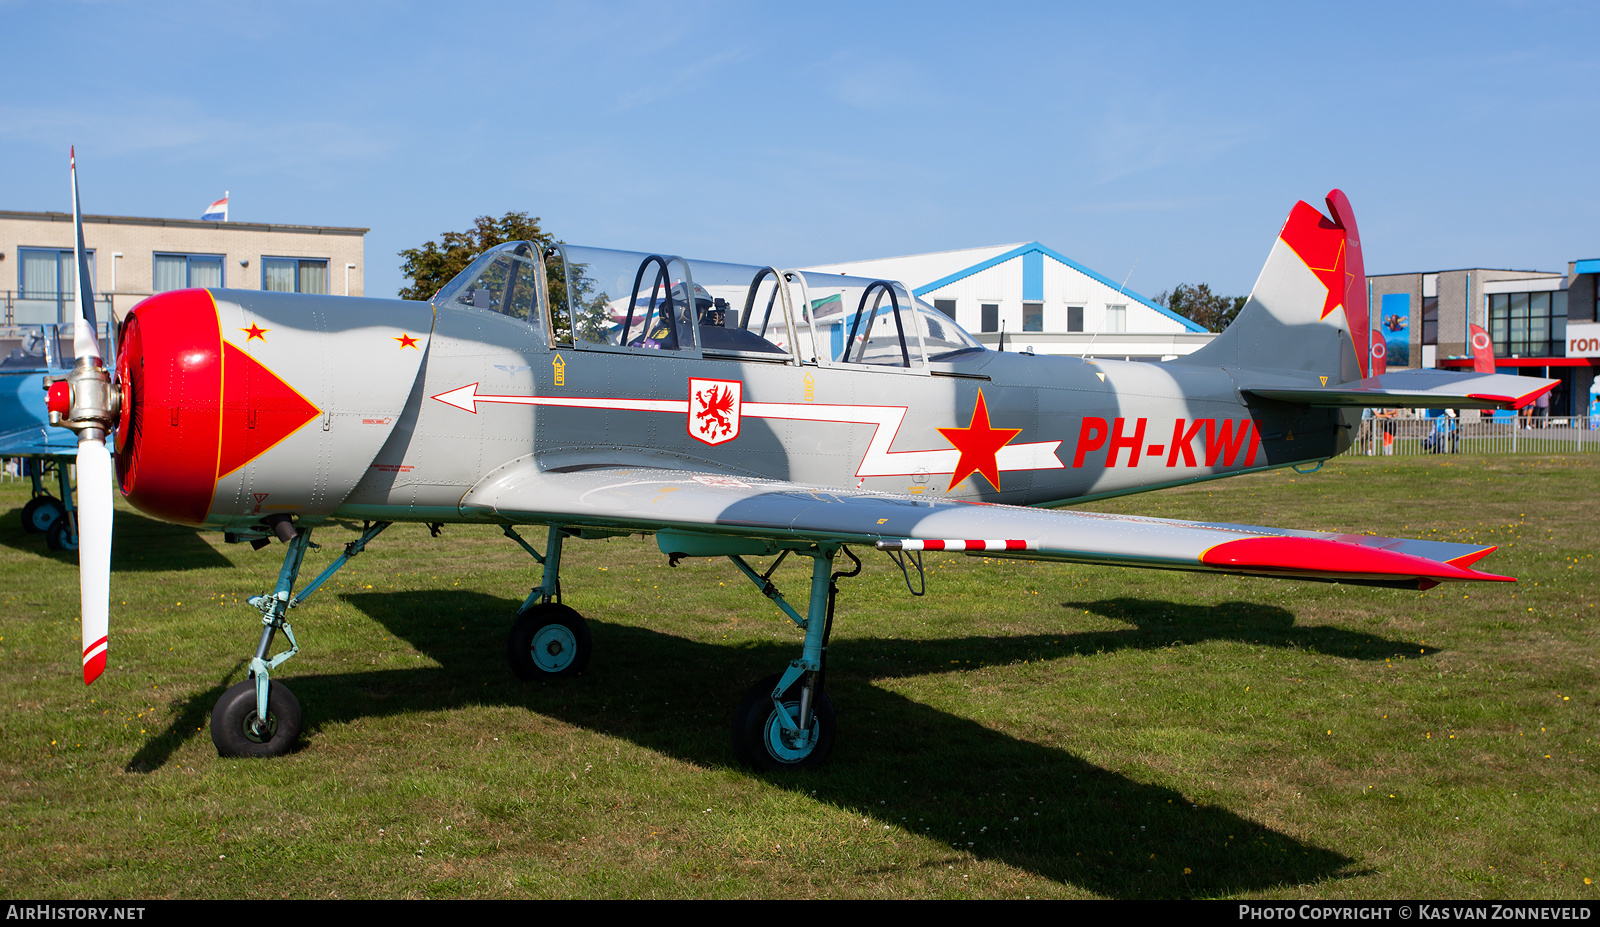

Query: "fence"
left=1347, top=414, right=1598, bottom=457
left=3, top=291, right=115, bottom=326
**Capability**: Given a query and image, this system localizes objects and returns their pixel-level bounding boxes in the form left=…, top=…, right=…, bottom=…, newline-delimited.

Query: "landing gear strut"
left=726, top=545, right=860, bottom=770
left=212, top=520, right=390, bottom=758
left=503, top=525, right=592, bottom=680
left=22, top=460, right=77, bottom=550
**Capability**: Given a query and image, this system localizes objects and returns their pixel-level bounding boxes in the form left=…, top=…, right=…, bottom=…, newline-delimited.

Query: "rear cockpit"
left=434, top=242, right=986, bottom=368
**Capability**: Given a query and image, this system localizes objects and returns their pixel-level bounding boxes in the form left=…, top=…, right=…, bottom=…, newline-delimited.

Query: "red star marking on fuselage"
left=240, top=322, right=269, bottom=342
left=395, top=332, right=419, bottom=350
left=936, top=390, right=1022, bottom=492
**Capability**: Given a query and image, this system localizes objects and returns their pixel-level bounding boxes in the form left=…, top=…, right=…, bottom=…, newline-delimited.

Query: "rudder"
left=1174, top=190, right=1369, bottom=382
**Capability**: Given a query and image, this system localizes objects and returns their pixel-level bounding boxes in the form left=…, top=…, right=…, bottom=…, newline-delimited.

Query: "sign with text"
left=1568, top=322, right=1600, bottom=358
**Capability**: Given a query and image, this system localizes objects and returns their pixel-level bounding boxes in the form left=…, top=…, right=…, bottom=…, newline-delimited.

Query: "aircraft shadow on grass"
left=1055, top=597, right=1437, bottom=661
left=0, top=504, right=231, bottom=571
left=131, top=588, right=1381, bottom=897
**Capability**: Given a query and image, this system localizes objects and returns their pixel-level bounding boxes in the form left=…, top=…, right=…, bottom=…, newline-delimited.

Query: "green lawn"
left=0, top=455, right=1594, bottom=899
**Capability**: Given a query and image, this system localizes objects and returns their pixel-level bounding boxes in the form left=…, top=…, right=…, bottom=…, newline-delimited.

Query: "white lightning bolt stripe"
left=431, top=383, right=686, bottom=415
left=430, top=384, right=1063, bottom=479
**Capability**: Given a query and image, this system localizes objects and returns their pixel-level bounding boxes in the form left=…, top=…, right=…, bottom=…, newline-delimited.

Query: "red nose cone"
left=116, top=289, right=223, bottom=525
left=46, top=381, right=71, bottom=417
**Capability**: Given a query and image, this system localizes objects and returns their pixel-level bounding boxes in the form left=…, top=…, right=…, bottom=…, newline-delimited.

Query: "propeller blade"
left=66, top=148, right=114, bottom=685
left=69, top=147, right=101, bottom=362
left=77, top=437, right=113, bottom=684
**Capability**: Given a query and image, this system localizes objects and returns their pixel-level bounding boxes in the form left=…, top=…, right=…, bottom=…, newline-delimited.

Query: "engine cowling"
left=115, top=288, right=433, bottom=531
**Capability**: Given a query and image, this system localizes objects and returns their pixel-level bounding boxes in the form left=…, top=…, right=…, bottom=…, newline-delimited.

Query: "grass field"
left=0, top=455, right=1594, bottom=899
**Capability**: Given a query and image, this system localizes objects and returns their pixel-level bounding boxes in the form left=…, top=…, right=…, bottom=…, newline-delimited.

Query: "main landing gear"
left=503, top=525, right=593, bottom=680
left=211, top=520, right=390, bottom=758
left=698, top=543, right=860, bottom=771
left=20, top=460, right=78, bottom=551
left=506, top=527, right=861, bottom=771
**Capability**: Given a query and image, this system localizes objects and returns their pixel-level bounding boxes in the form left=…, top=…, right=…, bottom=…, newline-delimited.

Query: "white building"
left=805, top=242, right=1212, bottom=360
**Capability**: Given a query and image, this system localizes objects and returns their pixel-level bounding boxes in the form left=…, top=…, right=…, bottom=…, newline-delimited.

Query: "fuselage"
left=114, top=282, right=1351, bottom=540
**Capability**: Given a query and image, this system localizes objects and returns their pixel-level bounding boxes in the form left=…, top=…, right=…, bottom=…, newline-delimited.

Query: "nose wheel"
left=508, top=603, right=592, bottom=679
left=211, top=679, right=302, bottom=758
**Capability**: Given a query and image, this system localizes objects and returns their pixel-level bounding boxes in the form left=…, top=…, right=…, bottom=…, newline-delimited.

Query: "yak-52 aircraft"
left=50, top=153, right=1555, bottom=767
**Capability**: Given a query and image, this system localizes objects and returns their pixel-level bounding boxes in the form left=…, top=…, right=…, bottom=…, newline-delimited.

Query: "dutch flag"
left=201, top=192, right=228, bottom=222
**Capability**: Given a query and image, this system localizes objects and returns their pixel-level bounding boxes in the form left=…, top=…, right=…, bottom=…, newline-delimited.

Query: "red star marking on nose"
left=240, top=322, right=269, bottom=342
left=395, top=332, right=419, bottom=350
left=937, top=390, right=1022, bottom=492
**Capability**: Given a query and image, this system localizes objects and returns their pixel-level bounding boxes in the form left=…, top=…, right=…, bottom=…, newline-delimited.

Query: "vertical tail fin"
left=1174, top=190, right=1369, bottom=382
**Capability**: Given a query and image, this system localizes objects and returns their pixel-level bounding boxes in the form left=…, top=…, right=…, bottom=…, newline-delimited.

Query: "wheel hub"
left=244, top=712, right=277, bottom=743
left=764, top=702, right=818, bottom=762
left=530, top=624, right=578, bottom=672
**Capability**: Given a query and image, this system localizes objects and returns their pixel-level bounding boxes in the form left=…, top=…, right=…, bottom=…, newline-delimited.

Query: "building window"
left=1022, top=302, right=1043, bottom=332
left=19, top=247, right=95, bottom=298
left=17, top=247, right=94, bottom=323
left=1105, top=304, right=1126, bottom=333
left=934, top=299, right=957, bottom=320
left=1490, top=290, right=1567, bottom=357
left=1421, top=295, right=1438, bottom=345
left=1067, top=305, right=1084, bottom=332
left=980, top=303, right=999, bottom=333
left=154, top=253, right=223, bottom=292
left=263, top=257, right=329, bottom=294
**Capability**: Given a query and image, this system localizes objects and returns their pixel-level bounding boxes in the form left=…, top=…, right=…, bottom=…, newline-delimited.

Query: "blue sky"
left=3, top=1, right=1594, bottom=301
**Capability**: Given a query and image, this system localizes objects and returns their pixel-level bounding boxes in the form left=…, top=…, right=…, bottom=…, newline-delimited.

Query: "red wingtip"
left=1201, top=536, right=1514, bottom=583
left=1446, top=545, right=1498, bottom=569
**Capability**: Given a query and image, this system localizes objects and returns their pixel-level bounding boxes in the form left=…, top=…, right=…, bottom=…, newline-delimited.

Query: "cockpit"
left=433, top=242, right=986, bottom=368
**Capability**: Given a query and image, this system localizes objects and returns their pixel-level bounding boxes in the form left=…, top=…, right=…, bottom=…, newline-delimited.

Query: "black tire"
left=211, top=679, right=302, bottom=758
left=22, top=496, right=65, bottom=534
left=731, top=673, right=836, bottom=771
left=46, top=517, right=77, bottom=552
left=507, top=603, right=592, bottom=680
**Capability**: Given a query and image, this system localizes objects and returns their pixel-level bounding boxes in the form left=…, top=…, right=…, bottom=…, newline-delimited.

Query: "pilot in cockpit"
left=699, top=297, right=730, bottom=331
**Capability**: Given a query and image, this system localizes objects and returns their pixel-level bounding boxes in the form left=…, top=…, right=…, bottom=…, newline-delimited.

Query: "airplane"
left=2, top=320, right=116, bottom=551
left=49, top=153, right=1558, bottom=769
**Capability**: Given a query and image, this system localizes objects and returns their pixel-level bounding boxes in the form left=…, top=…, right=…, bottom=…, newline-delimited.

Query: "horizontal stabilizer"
left=1243, top=369, right=1557, bottom=410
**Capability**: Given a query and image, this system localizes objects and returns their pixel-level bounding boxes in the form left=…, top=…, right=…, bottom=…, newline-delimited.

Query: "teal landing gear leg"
left=504, top=525, right=591, bottom=680
left=730, top=544, right=861, bottom=771
left=44, top=460, right=79, bottom=552
left=211, top=521, right=390, bottom=758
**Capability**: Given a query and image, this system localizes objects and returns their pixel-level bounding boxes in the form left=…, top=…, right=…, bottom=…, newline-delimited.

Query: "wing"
left=460, top=461, right=1511, bottom=590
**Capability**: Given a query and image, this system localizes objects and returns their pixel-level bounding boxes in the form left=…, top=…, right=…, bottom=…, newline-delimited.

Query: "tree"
left=398, top=212, right=555, bottom=302
left=397, top=211, right=612, bottom=346
left=1153, top=282, right=1247, bottom=333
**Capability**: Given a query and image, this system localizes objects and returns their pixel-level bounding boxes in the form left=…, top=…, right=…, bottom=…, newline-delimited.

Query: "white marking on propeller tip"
left=82, top=636, right=107, bottom=662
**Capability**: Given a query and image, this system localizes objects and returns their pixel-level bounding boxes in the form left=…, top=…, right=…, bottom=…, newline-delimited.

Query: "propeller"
left=49, top=148, right=118, bottom=684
